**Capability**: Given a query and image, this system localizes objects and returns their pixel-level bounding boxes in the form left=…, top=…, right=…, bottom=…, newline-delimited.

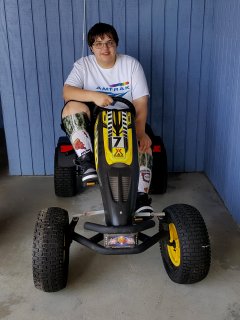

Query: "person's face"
left=90, top=34, right=117, bottom=68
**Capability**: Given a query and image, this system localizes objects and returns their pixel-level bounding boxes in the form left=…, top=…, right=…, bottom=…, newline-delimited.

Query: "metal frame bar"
left=69, top=218, right=169, bottom=255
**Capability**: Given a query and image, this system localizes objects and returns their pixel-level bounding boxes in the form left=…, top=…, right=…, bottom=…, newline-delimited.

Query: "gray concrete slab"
left=0, top=173, right=239, bottom=320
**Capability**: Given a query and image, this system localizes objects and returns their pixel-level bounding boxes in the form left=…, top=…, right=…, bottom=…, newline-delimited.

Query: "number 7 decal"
left=112, top=136, right=124, bottom=148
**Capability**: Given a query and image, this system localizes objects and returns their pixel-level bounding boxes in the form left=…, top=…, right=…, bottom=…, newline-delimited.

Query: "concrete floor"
left=0, top=172, right=240, bottom=320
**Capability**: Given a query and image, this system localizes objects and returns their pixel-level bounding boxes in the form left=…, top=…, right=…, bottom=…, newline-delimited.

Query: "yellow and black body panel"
left=94, top=98, right=139, bottom=226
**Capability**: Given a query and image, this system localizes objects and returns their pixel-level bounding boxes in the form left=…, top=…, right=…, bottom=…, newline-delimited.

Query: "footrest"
left=84, top=220, right=155, bottom=234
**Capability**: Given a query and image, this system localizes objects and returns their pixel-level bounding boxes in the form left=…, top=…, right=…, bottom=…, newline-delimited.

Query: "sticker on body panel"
left=112, top=136, right=124, bottom=148
left=113, top=148, right=125, bottom=158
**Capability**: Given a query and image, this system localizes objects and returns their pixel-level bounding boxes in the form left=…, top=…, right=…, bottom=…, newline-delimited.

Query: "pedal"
left=134, top=212, right=165, bottom=218
left=82, top=179, right=98, bottom=187
left=72, top=210, right=104, bottom=218
left=86, top=181, right=97, bottom=187
left=135, top=212, right=153, bottom=217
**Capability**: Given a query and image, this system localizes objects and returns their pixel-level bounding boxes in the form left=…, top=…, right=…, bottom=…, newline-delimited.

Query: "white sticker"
left=112, top=136, right=124, bottom=148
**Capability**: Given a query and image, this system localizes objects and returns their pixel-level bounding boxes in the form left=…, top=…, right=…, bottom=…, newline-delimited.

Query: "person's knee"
left=62, top=101, right=91, bottom=119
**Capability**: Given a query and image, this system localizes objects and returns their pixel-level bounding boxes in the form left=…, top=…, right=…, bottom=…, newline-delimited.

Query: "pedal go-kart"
left=32, top=97, right=211, bottom=292
left=53, top=111, right=168, bottom=197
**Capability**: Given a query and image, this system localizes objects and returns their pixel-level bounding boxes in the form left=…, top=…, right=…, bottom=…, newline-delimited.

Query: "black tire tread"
left=160, top=204, right=211, bottom=284
left=54, top=165, right=77, bottom=197
left=32, top=207, right=69, bottom=292
left=150, top=136, right=168, bottom=194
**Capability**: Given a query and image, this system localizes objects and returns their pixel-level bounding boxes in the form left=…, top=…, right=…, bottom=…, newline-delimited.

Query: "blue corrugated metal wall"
left=0, top=97, right=3, bottom=128
left=205, top=1, right=240, bottom=224
left=0, top=0, right=213, bottom=175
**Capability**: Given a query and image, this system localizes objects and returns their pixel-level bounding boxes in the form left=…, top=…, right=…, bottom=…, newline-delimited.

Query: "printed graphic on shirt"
left=96, top=81, right=130, bottom=97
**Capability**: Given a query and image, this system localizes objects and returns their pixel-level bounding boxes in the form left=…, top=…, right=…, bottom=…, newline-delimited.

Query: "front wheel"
left=32, top=207, right=69, bottom=292
left=160, top=204, right=211, bottom=284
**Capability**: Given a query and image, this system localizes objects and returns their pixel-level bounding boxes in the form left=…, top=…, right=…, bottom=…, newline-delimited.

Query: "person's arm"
left=63, top=84, right=113, bottom=107
left=133, top=95, right=152, bottom=153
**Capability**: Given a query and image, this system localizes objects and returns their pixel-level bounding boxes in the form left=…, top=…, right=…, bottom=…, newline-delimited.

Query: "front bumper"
left=69, top=218, right=169, bottom=255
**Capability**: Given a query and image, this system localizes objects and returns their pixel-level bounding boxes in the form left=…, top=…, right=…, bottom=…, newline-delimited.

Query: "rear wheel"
left=54, top=149, right=77, bottom=197
left=32, top=207, right=69, bottom=292
left=160, top=204, right=211, bottom=284
left=150, top=136, right=168, bottom=194
left=145, top=124, right=167, bottom=194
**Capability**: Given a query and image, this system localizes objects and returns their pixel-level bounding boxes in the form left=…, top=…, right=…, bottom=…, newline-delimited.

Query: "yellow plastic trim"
left=167, top=223, right=181, bottom=267
left=102, top=110, right=133, bottom=165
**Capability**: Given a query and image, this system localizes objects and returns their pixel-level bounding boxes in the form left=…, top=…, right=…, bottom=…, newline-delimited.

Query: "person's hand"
left=137, top=132, right=152, bottom=153
left=93, top=92, right=113, bottom=107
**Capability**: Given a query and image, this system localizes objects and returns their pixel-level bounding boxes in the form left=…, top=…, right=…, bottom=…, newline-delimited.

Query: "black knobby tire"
left=160, top=204, right=211, bottom=284
left=32, top=207, right=69, bottom=292
left=151, top=136, right=168, bottom=194
left=54, top=149, right=77, bottom=197
left=145, top=124, right=168, bottom=194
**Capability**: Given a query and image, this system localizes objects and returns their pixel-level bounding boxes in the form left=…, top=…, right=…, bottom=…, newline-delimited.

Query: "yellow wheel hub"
left=167, top=223, right=181, bottom=267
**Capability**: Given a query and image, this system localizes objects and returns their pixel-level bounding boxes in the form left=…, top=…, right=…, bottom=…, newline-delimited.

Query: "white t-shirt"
left=65, top=54, right=149, bottom=102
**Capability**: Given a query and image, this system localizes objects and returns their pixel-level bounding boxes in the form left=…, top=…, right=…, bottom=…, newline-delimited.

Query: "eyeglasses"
left=92, top=40, right=116, bottom=49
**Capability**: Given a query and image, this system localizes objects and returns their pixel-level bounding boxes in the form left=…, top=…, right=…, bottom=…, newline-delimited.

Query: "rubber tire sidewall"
left=32, top=207, right=69, bottom=292
left=160, top=204, right=211, bottom=284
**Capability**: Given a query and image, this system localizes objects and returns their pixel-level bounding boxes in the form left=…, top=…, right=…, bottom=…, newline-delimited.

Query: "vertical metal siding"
left=173, top=0, right=192, bottom=171
left=0, top=0, right=22, bottom=174
left=0, top=0, right=212, bottom=175
left=163, top=0, right=178, bottom=171
left=0, top=97, right=3, bottom=129
left=31, top=0, right=56, bottom=174
left=184, top=1, right=205, bottom=171
left=205, top=1, right=240, bottom=224
left=19, top=0, right=45, bottom=174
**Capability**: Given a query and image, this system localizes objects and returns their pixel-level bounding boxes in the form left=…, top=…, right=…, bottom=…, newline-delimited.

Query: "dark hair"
left=87, top=23, right=119, bottom=47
